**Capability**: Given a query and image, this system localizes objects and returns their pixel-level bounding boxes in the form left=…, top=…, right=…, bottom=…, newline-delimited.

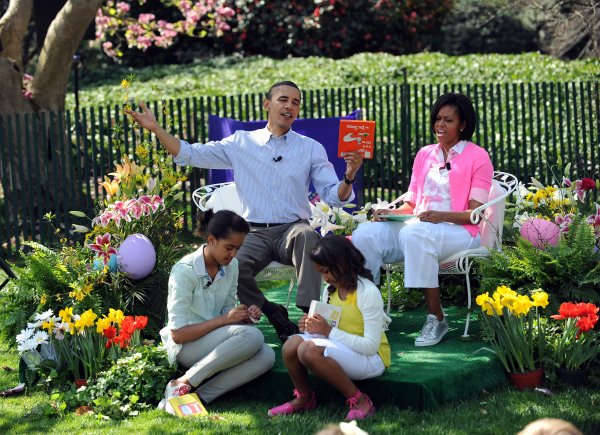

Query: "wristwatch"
left=343, top=175, right=356, bottom=185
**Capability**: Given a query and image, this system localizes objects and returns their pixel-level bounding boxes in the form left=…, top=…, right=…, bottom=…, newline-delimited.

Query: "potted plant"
left=549, top=302, right=599, bottom=387
left=476, top=285, right=550, bottom=389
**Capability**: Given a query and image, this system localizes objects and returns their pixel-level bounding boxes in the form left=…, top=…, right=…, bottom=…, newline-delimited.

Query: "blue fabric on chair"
left=207, top=110, right=364, bottom=204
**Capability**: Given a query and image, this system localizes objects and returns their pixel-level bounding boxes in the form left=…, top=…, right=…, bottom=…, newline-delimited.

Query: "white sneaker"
left=415, top=314, right=448, bottom=347
left=163, top=381, right=191, bottom=414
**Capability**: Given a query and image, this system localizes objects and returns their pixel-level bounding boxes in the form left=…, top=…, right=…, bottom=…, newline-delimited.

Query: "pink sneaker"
left=267, top=389, right=317, bottom=417
left=163, top=381, right=192, bottom=415
left=345, top=390, right=375, bottom=420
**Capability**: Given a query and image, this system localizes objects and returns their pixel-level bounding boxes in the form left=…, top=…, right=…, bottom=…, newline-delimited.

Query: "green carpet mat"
left=227, top=284, right=508, bottom=411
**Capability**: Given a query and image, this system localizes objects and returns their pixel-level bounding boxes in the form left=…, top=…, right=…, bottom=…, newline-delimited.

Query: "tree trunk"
left=31, top=0, right=102, bottom=112
left=0, top=0, right=101, bottom=250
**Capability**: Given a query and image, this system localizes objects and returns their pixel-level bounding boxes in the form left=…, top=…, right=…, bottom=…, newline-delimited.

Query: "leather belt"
left=249, top=222, right=289, bottom=228
left=249, top=219, right=304, bottom=228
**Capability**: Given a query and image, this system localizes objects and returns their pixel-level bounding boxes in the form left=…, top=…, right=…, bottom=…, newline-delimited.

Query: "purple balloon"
left=520, top=218, right=560, bottom=249
left=117, top=234, right=156, bottom=280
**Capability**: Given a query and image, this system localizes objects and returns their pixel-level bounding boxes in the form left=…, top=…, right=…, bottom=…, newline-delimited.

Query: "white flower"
left=27, top=321, right=42, bottom=329
left=17, top=338, right=38, bottom=353
left=16, top=328, right=34, bottom=344
left=71, top=224, right=90, bottom=233
left=34, top=309, right=54, bottom=322
left=371, top=198, right=391, bottom=211
left=32, top=330, right=49, bottom=346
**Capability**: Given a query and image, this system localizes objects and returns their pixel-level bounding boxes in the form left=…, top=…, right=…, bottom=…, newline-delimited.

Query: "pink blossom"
left=562, top=177, right=572, bottom=187
left=139, top=195, right=164, bottom=214
left=126, top=199, right=144, bottom=219
left=136, top=36, right=153, bottom=50
left=112, top=201, right=132, bottom=222
left=102, top=41, right=117, bottom=57
left=88, top=233, right=118, bottom=263
left=216, top=6, right=235, bottom=17
left=555, top=213, right=574, bottom=234
left=574, top=180, right=587, bottom=202
left=137, top=13, right=156, bottom=24
left=116, top=2, right=130, bottom=14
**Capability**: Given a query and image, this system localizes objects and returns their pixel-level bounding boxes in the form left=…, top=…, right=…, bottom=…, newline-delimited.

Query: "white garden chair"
left=192, top=182, right=298, bottom=309
left=382, top=171, right=518, bottom=337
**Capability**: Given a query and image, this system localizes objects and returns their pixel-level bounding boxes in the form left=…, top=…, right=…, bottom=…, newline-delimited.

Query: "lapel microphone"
left=440, top=162, right=451, bottom=171
left=273, top=156, right=283, bottom=162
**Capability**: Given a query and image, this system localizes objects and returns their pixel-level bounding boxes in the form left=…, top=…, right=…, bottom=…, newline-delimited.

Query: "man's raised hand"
left=125, top=101, right=159, bottom=133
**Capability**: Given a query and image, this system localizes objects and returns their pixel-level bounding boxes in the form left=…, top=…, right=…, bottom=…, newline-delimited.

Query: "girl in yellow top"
left=268, top=235, right=391, bottom=421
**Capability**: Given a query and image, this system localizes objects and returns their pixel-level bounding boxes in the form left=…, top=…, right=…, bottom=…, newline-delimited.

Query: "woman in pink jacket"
left=352, top=92, right=493, bottom=347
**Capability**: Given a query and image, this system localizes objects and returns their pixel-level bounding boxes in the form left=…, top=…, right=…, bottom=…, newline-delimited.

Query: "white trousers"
left=352, top=220, right=480, bottom=287
left=297, top=333, right=385, bottom=380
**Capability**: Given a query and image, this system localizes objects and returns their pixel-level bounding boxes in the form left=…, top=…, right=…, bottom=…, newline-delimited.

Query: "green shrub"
left=71, top=53, right=599, bottom=110
left=477, top=218, right=600, bottom=309
left=49, top=345, right=175, bottom=419
left=433, top=0, right=538, bottom=54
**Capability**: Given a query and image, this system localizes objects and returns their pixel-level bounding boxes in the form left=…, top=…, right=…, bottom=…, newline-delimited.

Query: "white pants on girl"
left=352, top=220, right=480, bottom=287
left=297, top=333, right=385, bottom=380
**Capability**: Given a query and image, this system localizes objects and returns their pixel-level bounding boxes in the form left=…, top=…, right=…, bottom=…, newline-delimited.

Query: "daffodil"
left=108, top=308, right=125, bottom=325
left=531, top=290, right=549, bottom=308
left=96, top=316, right=112, bottom=334
left=59, top=306, right=73, bottom=323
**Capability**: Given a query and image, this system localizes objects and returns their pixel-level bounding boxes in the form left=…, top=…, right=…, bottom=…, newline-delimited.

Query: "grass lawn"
left=1, top=284, right=600, bottom=435
left=2, top=342, right=600, bottom=434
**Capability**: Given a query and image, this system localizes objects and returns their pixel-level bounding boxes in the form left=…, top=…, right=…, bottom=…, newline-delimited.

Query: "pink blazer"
left=402, top=142, right=494, bottom=237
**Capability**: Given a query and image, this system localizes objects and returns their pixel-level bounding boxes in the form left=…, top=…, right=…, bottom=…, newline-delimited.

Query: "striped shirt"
left=175, top=127, right=354, bottom=223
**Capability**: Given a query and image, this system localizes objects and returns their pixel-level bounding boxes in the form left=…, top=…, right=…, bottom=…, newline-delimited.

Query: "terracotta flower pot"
left=556, top=367, right=590, bottom=387
left=507, top=368, right=545, bottom=390
left=74, top=379, right=88, bottom=388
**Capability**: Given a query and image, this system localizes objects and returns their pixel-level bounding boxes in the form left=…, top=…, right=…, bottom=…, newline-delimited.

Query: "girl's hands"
left=305, top=314, right=332, bottom=337
left=247, top=305, right=262, bottom=324
left=225, top=305, right=250, bottom=324
left=298, top=313, right=308, bottom=333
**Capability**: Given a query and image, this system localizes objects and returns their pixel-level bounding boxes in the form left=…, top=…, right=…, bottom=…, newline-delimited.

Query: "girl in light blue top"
left=159, top=210, right=275, bottom=411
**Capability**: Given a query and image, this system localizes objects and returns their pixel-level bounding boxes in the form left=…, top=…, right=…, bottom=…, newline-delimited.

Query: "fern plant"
left=478, top=217, right=600, bottom=309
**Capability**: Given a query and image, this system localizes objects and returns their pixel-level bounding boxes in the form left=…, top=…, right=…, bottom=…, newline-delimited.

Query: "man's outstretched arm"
left=126, top=102, right=181, bottom=157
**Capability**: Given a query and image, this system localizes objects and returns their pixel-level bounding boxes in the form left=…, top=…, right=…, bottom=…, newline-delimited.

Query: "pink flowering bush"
left=96, top=0, right=236, bottom=58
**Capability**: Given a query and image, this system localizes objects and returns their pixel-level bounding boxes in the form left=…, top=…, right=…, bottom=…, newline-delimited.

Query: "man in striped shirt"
left=127, top=81, right=363, bottom=343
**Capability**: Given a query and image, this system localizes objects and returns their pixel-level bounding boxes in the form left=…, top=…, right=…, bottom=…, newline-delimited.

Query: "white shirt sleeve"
left=327, top=278, right=385, bottom=356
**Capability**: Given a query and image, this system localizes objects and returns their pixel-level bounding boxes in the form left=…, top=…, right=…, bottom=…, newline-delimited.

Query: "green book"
left=381, top=214, right=417, bottom=222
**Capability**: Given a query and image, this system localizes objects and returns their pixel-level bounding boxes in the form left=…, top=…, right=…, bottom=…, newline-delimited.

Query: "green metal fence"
left=1, top=80, right=598, bottom=256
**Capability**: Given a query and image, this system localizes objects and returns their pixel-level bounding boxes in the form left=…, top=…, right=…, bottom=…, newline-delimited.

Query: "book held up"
left=338, top=120, right=376, bottom=159
left=309, top=300, right=342, bottom=328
